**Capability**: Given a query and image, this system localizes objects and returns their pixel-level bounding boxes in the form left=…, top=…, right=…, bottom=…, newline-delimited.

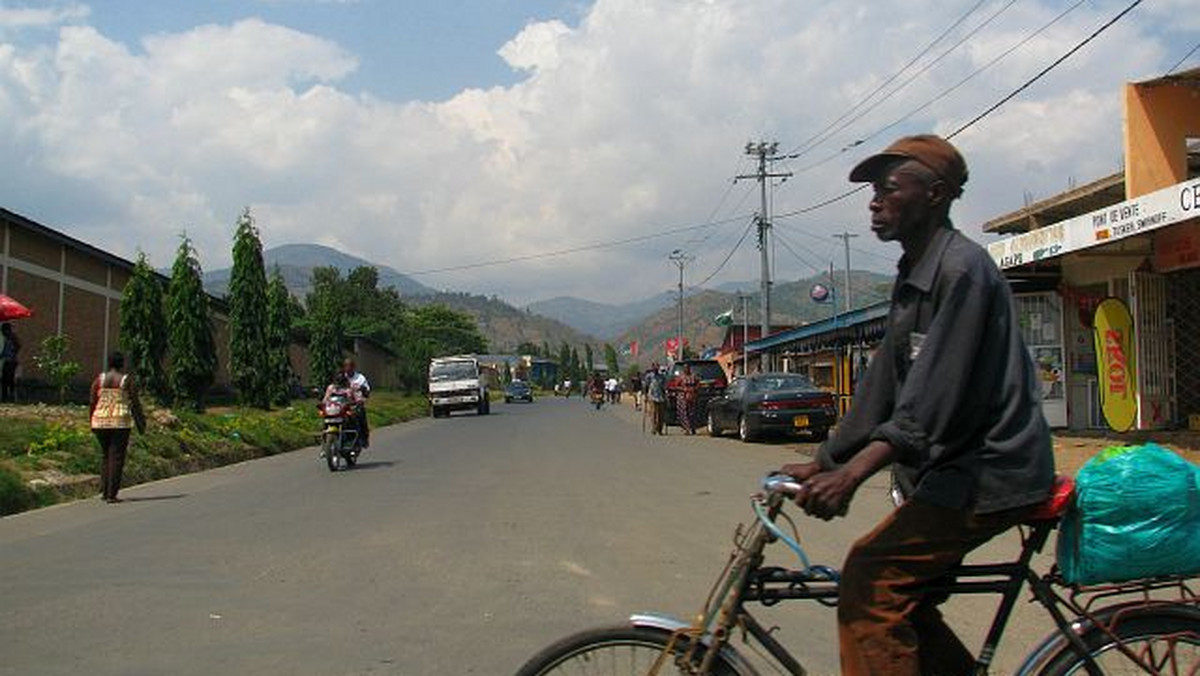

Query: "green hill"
left=615, top=271, right=894, bottom=363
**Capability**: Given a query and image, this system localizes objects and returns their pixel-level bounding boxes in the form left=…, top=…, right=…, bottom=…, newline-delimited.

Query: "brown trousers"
left=648, top=400, right=665, bottom=434
left=838, top=498, right=1034, bottom=676
left=94, top=428, right=131, bottom=500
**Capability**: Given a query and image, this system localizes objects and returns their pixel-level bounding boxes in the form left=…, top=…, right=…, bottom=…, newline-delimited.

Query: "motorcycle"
left=319, top=392, right=362, bottom=471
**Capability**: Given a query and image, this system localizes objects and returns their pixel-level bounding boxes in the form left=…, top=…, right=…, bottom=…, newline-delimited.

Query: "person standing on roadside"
left=0, top=323, right=19, bottom=403
left=779, top=134, right=1053, bottom=676
left=675, top=364, right=699, bottom=435
left=89, top=352, right=146, bottom=503
left=644, top=363, right=667, bottom=435
left=629, top=370, right=643, bottom=411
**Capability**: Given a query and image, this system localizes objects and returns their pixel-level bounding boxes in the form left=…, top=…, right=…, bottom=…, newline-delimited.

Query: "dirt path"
left=1054, top=429, right=1200, bottom=475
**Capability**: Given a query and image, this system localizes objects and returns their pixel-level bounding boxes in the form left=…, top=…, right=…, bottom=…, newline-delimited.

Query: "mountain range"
left=201, top=243, right=894, bottom=362
left=202, top=243, right=435, bottom=298
left=201, top=244, right=598, bottom=353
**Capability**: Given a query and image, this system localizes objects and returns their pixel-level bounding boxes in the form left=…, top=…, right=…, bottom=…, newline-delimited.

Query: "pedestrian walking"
left=629, top=371, right=642, bottom=411
left=676, top=364, right=699, bottom=435
left=0, top=323, right=20, bottom=403
left=89, top=351, right=146, bottom=503
left=644, top=363, right=667, bottom=435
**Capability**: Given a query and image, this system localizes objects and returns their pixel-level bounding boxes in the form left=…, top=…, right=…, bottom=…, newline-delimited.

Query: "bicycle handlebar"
left=762, top=473, right=807, bottom=496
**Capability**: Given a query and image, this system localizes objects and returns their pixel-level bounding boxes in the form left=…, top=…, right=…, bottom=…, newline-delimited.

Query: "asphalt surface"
left=0, top=396, right=1058, bottom=675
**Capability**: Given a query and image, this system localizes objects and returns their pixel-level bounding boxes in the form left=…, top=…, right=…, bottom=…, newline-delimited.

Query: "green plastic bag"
left=1057, top=443, right=1200, bottom=585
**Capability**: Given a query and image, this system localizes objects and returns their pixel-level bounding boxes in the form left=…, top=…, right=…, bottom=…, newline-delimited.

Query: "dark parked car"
left=705, top=372, right=837, bottom=442
left=504, top=380, right=534, bottom=403
left=664, top=359, right=728, bottom=427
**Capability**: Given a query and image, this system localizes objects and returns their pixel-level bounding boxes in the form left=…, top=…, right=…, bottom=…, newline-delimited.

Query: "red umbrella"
left=0, top=294, right=32, bottom=321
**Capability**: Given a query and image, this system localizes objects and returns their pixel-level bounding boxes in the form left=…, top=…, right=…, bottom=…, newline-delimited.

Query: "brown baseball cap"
left=848, top=134, right=968, bottom=194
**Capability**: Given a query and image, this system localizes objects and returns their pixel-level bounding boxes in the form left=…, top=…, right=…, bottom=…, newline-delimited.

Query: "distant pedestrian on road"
left=644, top=363, right=667, bottom=435
left=0, top=322, right=20, bottom=403
left=675, top=364, right=699, bottom=435
left=89, top=351, right=146, bottom=503
left=629, top=371, right=642, bottom=410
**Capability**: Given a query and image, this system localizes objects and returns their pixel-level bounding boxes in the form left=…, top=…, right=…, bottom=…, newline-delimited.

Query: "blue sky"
left=0, top=1, right=1196, bottom=305
left=85, top=1, right=587, bottom=101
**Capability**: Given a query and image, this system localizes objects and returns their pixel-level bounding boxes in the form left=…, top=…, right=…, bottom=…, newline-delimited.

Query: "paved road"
left=0, top=397, right=1056, bottom=675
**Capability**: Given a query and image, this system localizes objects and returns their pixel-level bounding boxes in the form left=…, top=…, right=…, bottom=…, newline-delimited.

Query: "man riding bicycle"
left=781, top=135, right=1054, bottom=676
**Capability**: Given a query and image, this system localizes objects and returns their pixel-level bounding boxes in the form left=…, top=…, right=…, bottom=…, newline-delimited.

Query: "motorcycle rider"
left=341, top=358, right=371, bottom=448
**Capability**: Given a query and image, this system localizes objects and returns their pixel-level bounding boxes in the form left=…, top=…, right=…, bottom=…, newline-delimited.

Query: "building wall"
left=1, top=212, right=233, bottom=397
left=352, top=338, right=398, bottom=390
left=1124, top=80, right=1200, bottom=197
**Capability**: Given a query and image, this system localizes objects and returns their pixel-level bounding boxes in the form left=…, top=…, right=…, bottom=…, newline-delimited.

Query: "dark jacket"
left=818, top=226, right=1054, bottom=514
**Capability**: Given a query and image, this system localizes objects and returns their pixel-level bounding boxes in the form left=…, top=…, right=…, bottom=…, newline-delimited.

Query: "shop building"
left=746, top=68, right=1199, bottom=432
left=985, top=67, right=1199, bottom=430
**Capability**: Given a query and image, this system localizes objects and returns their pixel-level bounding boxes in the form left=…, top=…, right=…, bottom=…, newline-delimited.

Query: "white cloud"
left=0, top=0, right=1189, bottom=305
left=0, top=3, right=89, bottom=30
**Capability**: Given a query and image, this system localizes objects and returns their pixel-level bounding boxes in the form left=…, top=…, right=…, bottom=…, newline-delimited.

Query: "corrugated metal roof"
left=746, top=301, right=891, bottom=352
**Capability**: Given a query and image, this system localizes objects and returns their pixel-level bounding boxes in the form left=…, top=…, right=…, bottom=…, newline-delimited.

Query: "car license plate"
left=793, top=415, right=809, bottom=428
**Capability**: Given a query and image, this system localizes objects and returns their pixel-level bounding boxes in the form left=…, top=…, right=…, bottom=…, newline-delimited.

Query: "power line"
left=774, top=0, right=1139, bottom=221
left=693, top=216, right=757, bottom=288
left=776, top=220, right=897, bottom=264
left=788, top=0, right=1087, bottom=178
left=946, top=0, right=1141, bottom=138
left=1166, top=41, right=1200, bottom=75
left=784, top=0, right=1011, bottom=162
left=773, top=229, right=831, bottom=278
left=396, top=213, right=751, bottom=277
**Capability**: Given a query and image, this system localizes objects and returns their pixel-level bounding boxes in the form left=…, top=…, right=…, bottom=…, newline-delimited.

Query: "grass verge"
left=0, top=392, right=429, bottom=516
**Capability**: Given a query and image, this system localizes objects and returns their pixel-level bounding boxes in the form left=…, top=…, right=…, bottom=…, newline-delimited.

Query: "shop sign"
left=989, top=177, right=1200, bottom=270
left=988, top=223, right=1066, bottom=269
left=1153, top=221, right=1200, bottom=272
left=1092, top=298, right=1137, bottom=432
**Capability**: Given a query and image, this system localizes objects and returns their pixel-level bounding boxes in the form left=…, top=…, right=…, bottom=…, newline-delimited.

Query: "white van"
left=428, top=356, right=490, bottom=418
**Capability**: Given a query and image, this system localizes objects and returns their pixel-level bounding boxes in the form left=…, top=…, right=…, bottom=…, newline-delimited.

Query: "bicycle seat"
left=1023, top=474, right=1074, bottom=523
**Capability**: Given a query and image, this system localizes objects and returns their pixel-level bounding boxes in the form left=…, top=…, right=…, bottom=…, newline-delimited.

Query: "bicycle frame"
left=636, top=480, right=1200, bottom=676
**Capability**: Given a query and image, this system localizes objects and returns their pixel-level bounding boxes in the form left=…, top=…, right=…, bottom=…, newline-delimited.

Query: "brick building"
left=0, top=207, right=232, bottom=398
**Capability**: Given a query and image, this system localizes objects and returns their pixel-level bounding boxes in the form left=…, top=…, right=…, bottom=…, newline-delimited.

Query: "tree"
left=557, top=342, right=571, bottom=379
left=584, top=344, right=595, bottom=374
left=265, top=267, right=294, bottom=406
left=603, top=343, right=619, bottom=377
left=411, top=305, right=487, bottom=356
left=33, top=334, right=81, bottom=403
left=166, top=235, right=216, bottom=410
left=119, top=252, right=167, bottom=400
left=570, top=347, right=581, bottom=383
left=516, top=341, right=541, bottom=357
left=306, top=266, right=345, bottom=389
left=228, top=208, right=270, bottom=408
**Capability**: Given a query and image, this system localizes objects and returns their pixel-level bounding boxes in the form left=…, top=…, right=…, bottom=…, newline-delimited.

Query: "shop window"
left=1188, top=137, right=1199, bottom=180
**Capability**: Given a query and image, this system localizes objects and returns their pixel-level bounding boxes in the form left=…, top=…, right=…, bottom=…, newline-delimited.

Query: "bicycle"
left=516, top=474, right=1200, bottom=675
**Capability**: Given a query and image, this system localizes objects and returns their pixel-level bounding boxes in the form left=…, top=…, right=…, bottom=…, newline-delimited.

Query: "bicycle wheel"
left=1039, top=611, right=1200, bottom=675
left=515, top=625, right=743, bottom=676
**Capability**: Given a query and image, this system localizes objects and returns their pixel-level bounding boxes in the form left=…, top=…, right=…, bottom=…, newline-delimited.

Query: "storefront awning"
left=746, top=301, right=890, bottom=353
left=988, top=177, right=1200, bottom=270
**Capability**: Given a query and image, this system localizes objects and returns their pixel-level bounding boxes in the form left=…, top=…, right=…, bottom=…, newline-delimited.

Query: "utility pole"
left=738, top=291, right=750, bottom=376
left=737, top=141, right=791, bottom=371
left=833, top=232, right=858, bottom=313
left=669, top=249, right=692, bottom=363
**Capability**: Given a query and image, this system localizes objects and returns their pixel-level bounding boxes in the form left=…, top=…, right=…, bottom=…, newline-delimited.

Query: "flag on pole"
left=619, top=341, right=639, bottom=357
left=713, top=308, right=734, bottom=327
